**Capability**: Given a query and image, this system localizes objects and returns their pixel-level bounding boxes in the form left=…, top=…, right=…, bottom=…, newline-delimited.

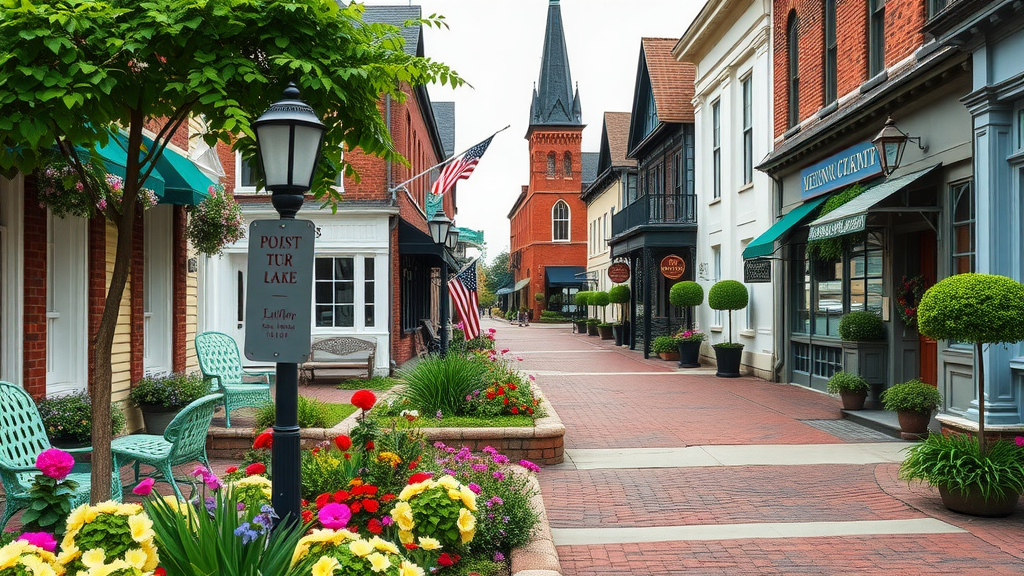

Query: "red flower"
left=503, top=397, right=509, bottom=405
left=381, top=493, right=396, bottom=502
left=367, top=518, right=383, bottom=534
left=408, top=472, right=433, bottom=485
left=408, top=456, right=421, bottom=470
left=245, top=463, right=266, bottom=476
left=225, top=466, right=238, bottom=474
left=315, top=493, right=330, bottom=509
left=496, top=386, right=504, bottom=395
left=334, top=435, right=352, bottom=451
left=510, top=407, right=519, bottom=415
left=344, top=453, right=351, bottom=460
left=508, top=384, right=517, bottom=391
left=363, top=499, right=379, bottom=513
left=365, top=441, right=375, bottom=451
left=252, top=429, right=273, bottom=450
left=486, top=391, right=496, bottom=400
left=333, top=490, right=350, bottom=502
left=361, top=485, right=378, bottom=496
left=312, top=447, right=320, bottom=455
left=350, top=501, right=362, bottom=513
left=301, top=509, right=313, bottom=524
left=351, top=389, right=377, bottom=411
left=437, top=553, right=456, bottom=567
left=404, top=543, right=419, bottom=550
left=527, top=407, right=534, bottom=415
left=155, top=569, right=167, bottom=576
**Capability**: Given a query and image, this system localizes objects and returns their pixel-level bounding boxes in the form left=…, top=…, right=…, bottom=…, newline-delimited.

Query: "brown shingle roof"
left=642, top=38, right=695, bottom=124
left=604, top=112, right=636, bottom=168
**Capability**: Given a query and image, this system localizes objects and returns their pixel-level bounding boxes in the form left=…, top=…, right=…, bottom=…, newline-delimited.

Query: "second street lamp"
left=429, top=207, right=453, bottom=357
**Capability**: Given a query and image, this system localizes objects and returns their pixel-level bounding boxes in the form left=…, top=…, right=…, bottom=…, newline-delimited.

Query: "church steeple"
left=529, top=0, right=582, bottom=128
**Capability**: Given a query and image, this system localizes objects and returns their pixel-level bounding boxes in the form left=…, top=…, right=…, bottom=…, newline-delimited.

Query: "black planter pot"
left=598, top=325, right=614, bottom=340
left=621, top=321, right=631, bottom=347
left=139, top=403, right=182, bottom=435
left=586, top=323, right=599, bottom=336
left=574, top=320, right=588, bottom=334
left=713, top=344, right=743, bottom=378
left=612, top=325, right=624, bottom=346
left=677, top=340, right=702, bottom=368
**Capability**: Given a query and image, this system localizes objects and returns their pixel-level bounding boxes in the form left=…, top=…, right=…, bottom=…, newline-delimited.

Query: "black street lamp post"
left=428, top=206, right=452, bottom=357
left=252, top=83, right=325, bottom=524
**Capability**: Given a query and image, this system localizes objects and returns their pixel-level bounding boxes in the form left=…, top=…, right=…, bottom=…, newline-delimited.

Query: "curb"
left=510, top=473, right=562, bottom=576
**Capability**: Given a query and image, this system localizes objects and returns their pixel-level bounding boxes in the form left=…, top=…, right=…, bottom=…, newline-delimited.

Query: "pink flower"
left=17, top=532, right=56, bottom=552
left=318, top=502, right=352, bottom=529
left=132, top=477, right=156, bottom=496
left=519, top=459, right=541, bottom=473
left=35, top=448, right=74, bottom=480
left=1016, top=436, right=1024, bottom=447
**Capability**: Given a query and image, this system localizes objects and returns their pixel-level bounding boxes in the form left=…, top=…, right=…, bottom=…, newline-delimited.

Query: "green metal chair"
left=111, top=393, right=223, bottom=501
left=195, top=331, right=273, bottom=427
left=0, top=381, right=121, bottom=532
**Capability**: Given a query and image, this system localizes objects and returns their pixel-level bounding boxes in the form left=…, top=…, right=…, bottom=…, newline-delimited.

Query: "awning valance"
left=545, top=265, right=587, bottom=287
left=743, top=195, right=830, bottom=259
left=495, top=286, right=513, bottom=295
left=94, top=133, right=213, bottom=205
left=514, top=278, right=531, bottom=291
left=807, top=164, right=939, bottom=241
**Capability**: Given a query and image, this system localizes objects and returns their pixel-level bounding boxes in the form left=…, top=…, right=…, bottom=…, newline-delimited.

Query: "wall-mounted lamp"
left=871, top=116, right=927, bottom=176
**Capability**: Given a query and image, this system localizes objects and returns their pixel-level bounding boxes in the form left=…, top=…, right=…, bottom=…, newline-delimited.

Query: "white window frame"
left=312, top=254, right=380, bottom=331
left=552, top=200, right=570, bottom=242
left=712, top=246, right=723, bottom=327
left=234, top=150, right=258, bottom=194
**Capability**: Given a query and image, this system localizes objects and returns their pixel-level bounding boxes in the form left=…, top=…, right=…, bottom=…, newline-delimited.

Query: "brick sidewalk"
left=490, top=318, right=1024, bottom=575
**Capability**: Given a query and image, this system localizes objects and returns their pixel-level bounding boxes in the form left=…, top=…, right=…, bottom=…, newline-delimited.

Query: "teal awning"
left=93, top=138, right=165, bottom=195
left=495, top=286, right=513, bottom=295
left=514, top=278, right=531, bottom=291
left=93, top=133, right=212, bottom=206
left=546, top=266, right=586, bottom=287
left=806, top=164, right=939, bottom=241
left=742, top=195, right=830, bottom=259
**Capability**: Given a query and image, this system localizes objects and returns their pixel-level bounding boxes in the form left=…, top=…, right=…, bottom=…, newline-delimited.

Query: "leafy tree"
left=0, top=0, right=462, bottom=501
left=476, top=261, right=495, bottom=307
left=485, top=251, right=513, bottom=295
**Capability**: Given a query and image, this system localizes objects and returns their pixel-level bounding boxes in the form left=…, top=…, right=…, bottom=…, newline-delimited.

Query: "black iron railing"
left=612, top=193, right=697, bottom=236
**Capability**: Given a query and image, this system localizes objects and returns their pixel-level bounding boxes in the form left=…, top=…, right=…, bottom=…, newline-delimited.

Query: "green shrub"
left=838, top=311, right=885, bottom=341
left=880, top=379, right=942, bottom=414
left=129, top=372, right=210, bottom=409
left=37, top=391, right=127, bottom=444
left=399, top=353, right=487, bottom=416
left=539, top=310, right=568, bottom=321
left=254, top=395, right=339, bottom=429
left=534, top=292, right=544, bottom=302
left=899, top=434, right=1024, bottom=502
left=586, top=318, right=600, bottom=325
left=505, top=309, right=516, bottom=320
left=918, top=273, right=1024, bottom=345
left=608, top=284, right=630, bottom=304
left=574, top=291, right=591, bottom=306
left=826, top=371, right=869, bottom=394
left=708, top=280, right=748, bottom=310
left=669, top=281, right=704, bottom=307
left=598, top=322, right=611, bottom=327
left=651, top=335, right=678, bottom=354
left=591, top=291, right=610, bottom=307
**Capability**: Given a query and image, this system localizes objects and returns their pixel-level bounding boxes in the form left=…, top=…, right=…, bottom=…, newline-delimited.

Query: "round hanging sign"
left=660, top=254, right=686, bottom=280
left=607, top=263, right=630, bottom=283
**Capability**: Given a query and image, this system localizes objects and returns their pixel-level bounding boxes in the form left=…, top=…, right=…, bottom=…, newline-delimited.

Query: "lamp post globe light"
left=252, top=83, right=325, bottom=524
left=445, top=228, right=460, bottom=251
left=429, top=207, right=453, bottom=357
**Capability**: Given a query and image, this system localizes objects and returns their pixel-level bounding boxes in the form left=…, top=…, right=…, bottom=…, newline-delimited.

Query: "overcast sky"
left=371, top=0, right=708, bottom=263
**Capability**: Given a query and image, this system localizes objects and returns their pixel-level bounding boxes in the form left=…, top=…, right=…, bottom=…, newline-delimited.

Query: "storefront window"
left=791, top=245, right=810, bottom=334
left=316, top=257, right=354, bottom=327
left=951, top=180, right=974, bottom=274
left=848, top=231, right=884, bottom=315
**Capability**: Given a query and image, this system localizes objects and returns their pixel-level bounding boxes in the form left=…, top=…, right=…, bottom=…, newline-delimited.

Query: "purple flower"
left=492, top=454, right=510, bottom=465
left=494, top=552, right=506, bottom=562
left=519, top=459, right=541, bottom=473
left=17, top=532, right=56, bottom=552
left=381, top=515, right=394, bottom=526
left=482, top=446, right=497, bottom=455
left=35, top=448, right=74, bottom=480
left=468, top=483, right=482, bottom=494
left=486, top=496, right=503, bottom=508
left=1016, top=436, right=1024, bottom=447
left=318, top=502, right=352, bottom=529
left=442, top=468, right=456, bottom=476
left=436, top=410, right=444, bottom=420
left=492, top=471, right=505, bottom=481
left=471, top=464, right=488, bottom=472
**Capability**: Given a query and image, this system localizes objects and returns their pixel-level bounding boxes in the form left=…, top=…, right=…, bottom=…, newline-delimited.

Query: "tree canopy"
left=484, top=252, right=513, bottom=296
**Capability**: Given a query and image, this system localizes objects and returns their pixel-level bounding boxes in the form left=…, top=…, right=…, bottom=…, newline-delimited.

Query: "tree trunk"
left=976, top=341, right=986, bottom=456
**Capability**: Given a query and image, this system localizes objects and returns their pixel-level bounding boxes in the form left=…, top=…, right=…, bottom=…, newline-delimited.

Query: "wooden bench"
left=300, top=336, right=376, bottom=382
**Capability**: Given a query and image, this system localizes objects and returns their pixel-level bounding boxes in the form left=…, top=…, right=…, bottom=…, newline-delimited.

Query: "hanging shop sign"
left=607, top=262, right=631, bottom=283
left=743, top=258, right=771, bottom=284
left=660, top=254, right=686, bottom=280
left=800, top=141, right=881, bottom=200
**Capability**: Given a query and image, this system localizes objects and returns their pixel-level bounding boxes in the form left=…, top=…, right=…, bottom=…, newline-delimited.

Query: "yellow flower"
left=56, top=543, right=80, bottom=566
left=367, top=552, right=391, bottom=573
left=377, top=451, right=402, bottom=468
left=311, top=556, right=341, bottom=576
left=81, top=549, right=107, bottom=569
left=95, top=501, right=122, bottom=515
left=21, top=555, right=58, bottom=576
left=397, top=480, right=430, bottom=501
left=83, top=506, right=99, bottom=524
left=117, top=503, right=143, bottom=516
left=417, top=537, right=441, bottom=551
left=399, top=560, right=425, bottom=576
left=330, top=529, right=358, bottom=544
left=391, top=501, right=415, bottom=531
left=0, top=540, right=25, bottom=570
left=140, top=541, right=159, bottom=571
left=124, top=548, right=148, bottom=569
left=129, top=514, right=154, bottom=543
left=348, top=539, right=374, bottom=557
left=369, top=536, right=398, bottom=555
left=398, top=530, right=414, bottom=544
left=290, top=542, right=310, bottom=568
left=66, top=504, right=90, bottom=534
left=435, top=475, right=460, bottom=491
left=299, top=529, right=337, bottom=547
left=457, top=508, right=476, bottom=544
left=459, top=485, right=478, bottom=511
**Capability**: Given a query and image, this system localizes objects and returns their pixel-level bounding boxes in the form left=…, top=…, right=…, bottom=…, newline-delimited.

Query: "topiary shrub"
left=880, top=379, right=942, bottom=415
left=591, top=291, right=610, bottom=307
left=917, top=273, right=1024, bottom=453
left=669, top=281, right=704, bottom=307
left=838, top=311, right=885, bottom=341
left=826, top=371, right=869, bottom=394
left=608, top=285, right=630, bottom=324
left=708, top=280, right=748, bottom=345
left=574, top=291, right=591, bottom=306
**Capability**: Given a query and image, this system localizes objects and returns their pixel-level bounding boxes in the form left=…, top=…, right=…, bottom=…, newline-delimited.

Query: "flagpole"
left=388, top=125, right=510, bottom=193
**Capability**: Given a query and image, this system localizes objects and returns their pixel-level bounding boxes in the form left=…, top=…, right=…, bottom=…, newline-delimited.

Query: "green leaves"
left=899, top=433, right=1024, bottom=501
left=917, top=273, right=1024, bottom=345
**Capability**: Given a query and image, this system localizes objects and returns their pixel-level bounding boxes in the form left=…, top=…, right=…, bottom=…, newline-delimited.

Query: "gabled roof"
left=361, top=5, right=422, bottom=57
left=432, top=102, right=456, bottom=159
left=597, top=112, right=636, bottom=174
left=627, top=38, right=696, bottom=154
left=580, top=152, right=599, bottom=187
left=529, top=0, right=582, bottom=128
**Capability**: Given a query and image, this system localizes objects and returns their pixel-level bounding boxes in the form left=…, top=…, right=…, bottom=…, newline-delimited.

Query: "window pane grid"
left=315, top=257, right=355, bottom=328
left=552, top=201, right=570, bottom=241
left=712, top=101, right=721, bottom=199
left=741, top=77, right=753, bottom=185
left=951, top=180, right=975, bottom=274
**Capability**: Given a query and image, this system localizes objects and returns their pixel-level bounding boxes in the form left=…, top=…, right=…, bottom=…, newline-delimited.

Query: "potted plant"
left=37, top=391, right=127, bottom=449
left=914, top=272, right=1024, bottom=514
left=129, top=372, right=210, bottom=434
left=608, top=284, right=630, bottom=346
left=880, top=379, right=941, bottom=440
left=534, top=292, right=545, bottom=304
left=670, top=281, right=705, bottom=368
left=838, top=311, right=887, bottom=408
left=573, top=291, right=591, bottom=334
left=708, top=280, right=748, bottom=378
left=586, top=317, right=600, bottom=336
left=674, top=329, right=705, bottom=369
left=652, top=335, right=680, bottom=361
left=592, top=291, right=610, bottom=336
left=826, top=371, right=870, bottom=410
left=597, top=322, right=613, bottom=339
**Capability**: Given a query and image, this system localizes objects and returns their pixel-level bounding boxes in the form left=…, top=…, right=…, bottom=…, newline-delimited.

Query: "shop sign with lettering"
left=660, top=254, right=686, bottom=280
left=743, top=258, right=771, bottom=284
left=245, top=219, right=315, bottom=362
left=807, top=214, right=867, bottom=241
left=800, top=142, right=881, bottom=200
left=607, top=262, right=630, bottom=283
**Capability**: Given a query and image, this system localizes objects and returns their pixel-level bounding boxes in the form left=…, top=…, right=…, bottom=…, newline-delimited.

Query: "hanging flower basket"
left=37, top=159, right=157, bottom=218
left=186, top=183, right=245, bottom=256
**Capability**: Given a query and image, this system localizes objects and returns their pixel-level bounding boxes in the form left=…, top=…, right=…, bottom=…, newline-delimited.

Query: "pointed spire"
left=529, top=0, right=582, bottom=127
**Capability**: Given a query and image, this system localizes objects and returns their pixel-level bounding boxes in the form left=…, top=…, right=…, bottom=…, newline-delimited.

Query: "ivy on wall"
left=807, top=183, right=868, bottom=263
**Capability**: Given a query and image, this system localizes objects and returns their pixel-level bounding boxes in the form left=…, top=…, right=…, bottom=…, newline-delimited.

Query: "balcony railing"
left=927, top=0, right=961, bottom=19
left=612, top=193, right=697, bottom=237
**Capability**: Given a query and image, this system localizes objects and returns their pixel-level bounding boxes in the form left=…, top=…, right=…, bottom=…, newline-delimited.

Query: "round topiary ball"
left=608, top=284, right=630, bottom=304
left=574, top=291, right=591, bottom=306
left=591, top=291, right=610, bottom=307
left=838, top=311, right=885, bottom=341
left=917, top=273, right=1024, bottom=345
left=669, top=281, right=704, bottom=307
left=708, top=280, right=748, bottom=311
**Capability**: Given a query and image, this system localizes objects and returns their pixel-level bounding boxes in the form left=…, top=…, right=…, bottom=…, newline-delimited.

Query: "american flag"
left=448, top=262, right=480, bottom=341
left=430, top=136, right=493, bottom=196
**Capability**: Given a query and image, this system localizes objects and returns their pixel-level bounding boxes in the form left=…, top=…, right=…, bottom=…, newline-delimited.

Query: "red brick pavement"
left=487, top=319, right=1024, bottom=574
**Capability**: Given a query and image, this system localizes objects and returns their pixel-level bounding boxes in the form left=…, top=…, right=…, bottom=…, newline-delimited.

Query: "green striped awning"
left=742, top=195, right=830, bottom=259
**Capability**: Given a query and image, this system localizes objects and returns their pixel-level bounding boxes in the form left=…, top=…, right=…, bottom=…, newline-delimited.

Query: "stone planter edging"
left=510, top=472, right=562, bottom=576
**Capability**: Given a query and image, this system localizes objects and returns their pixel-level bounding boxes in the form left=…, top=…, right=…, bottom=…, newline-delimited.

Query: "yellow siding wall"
left=106, top=222, right=139, bottom=431
left=186, top=242, right=199, bottom=372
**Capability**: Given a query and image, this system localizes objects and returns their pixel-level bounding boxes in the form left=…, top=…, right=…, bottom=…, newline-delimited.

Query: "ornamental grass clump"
left=399, top=354, right=486, bottom=417
left=838, top=311, right=885, bottom=341
left=899, top=433, right=1024, bottom=503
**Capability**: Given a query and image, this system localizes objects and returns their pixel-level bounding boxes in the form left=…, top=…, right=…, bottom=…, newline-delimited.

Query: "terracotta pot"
left=896, top=410, right=931, bottom=440
left=658, top=351, right=680, bottom=361
left=938, top=485, right=1020, bottom=517
left=839, top=389, right=868, bottom=410
left=677, top=340, right=701, bottom=368
left=713, top=345, right=743, bottom=378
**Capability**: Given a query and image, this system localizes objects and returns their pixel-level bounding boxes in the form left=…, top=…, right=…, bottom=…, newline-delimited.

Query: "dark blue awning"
left=546, top=266, right=586, bottom=288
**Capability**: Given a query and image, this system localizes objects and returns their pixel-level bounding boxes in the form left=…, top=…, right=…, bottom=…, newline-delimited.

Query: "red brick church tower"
left=508, top=0, right=588, bottom=320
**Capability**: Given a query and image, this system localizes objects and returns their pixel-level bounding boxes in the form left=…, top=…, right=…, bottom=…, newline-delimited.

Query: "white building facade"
left=676, top=0, right=776, bottom=379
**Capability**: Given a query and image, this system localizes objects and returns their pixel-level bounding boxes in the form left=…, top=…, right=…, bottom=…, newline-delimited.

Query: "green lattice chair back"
left=196, top=332, right=245, bottom=391
left=162, top=393, right=222, bottom=464
left=0, top=381, right=52, bottom=490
